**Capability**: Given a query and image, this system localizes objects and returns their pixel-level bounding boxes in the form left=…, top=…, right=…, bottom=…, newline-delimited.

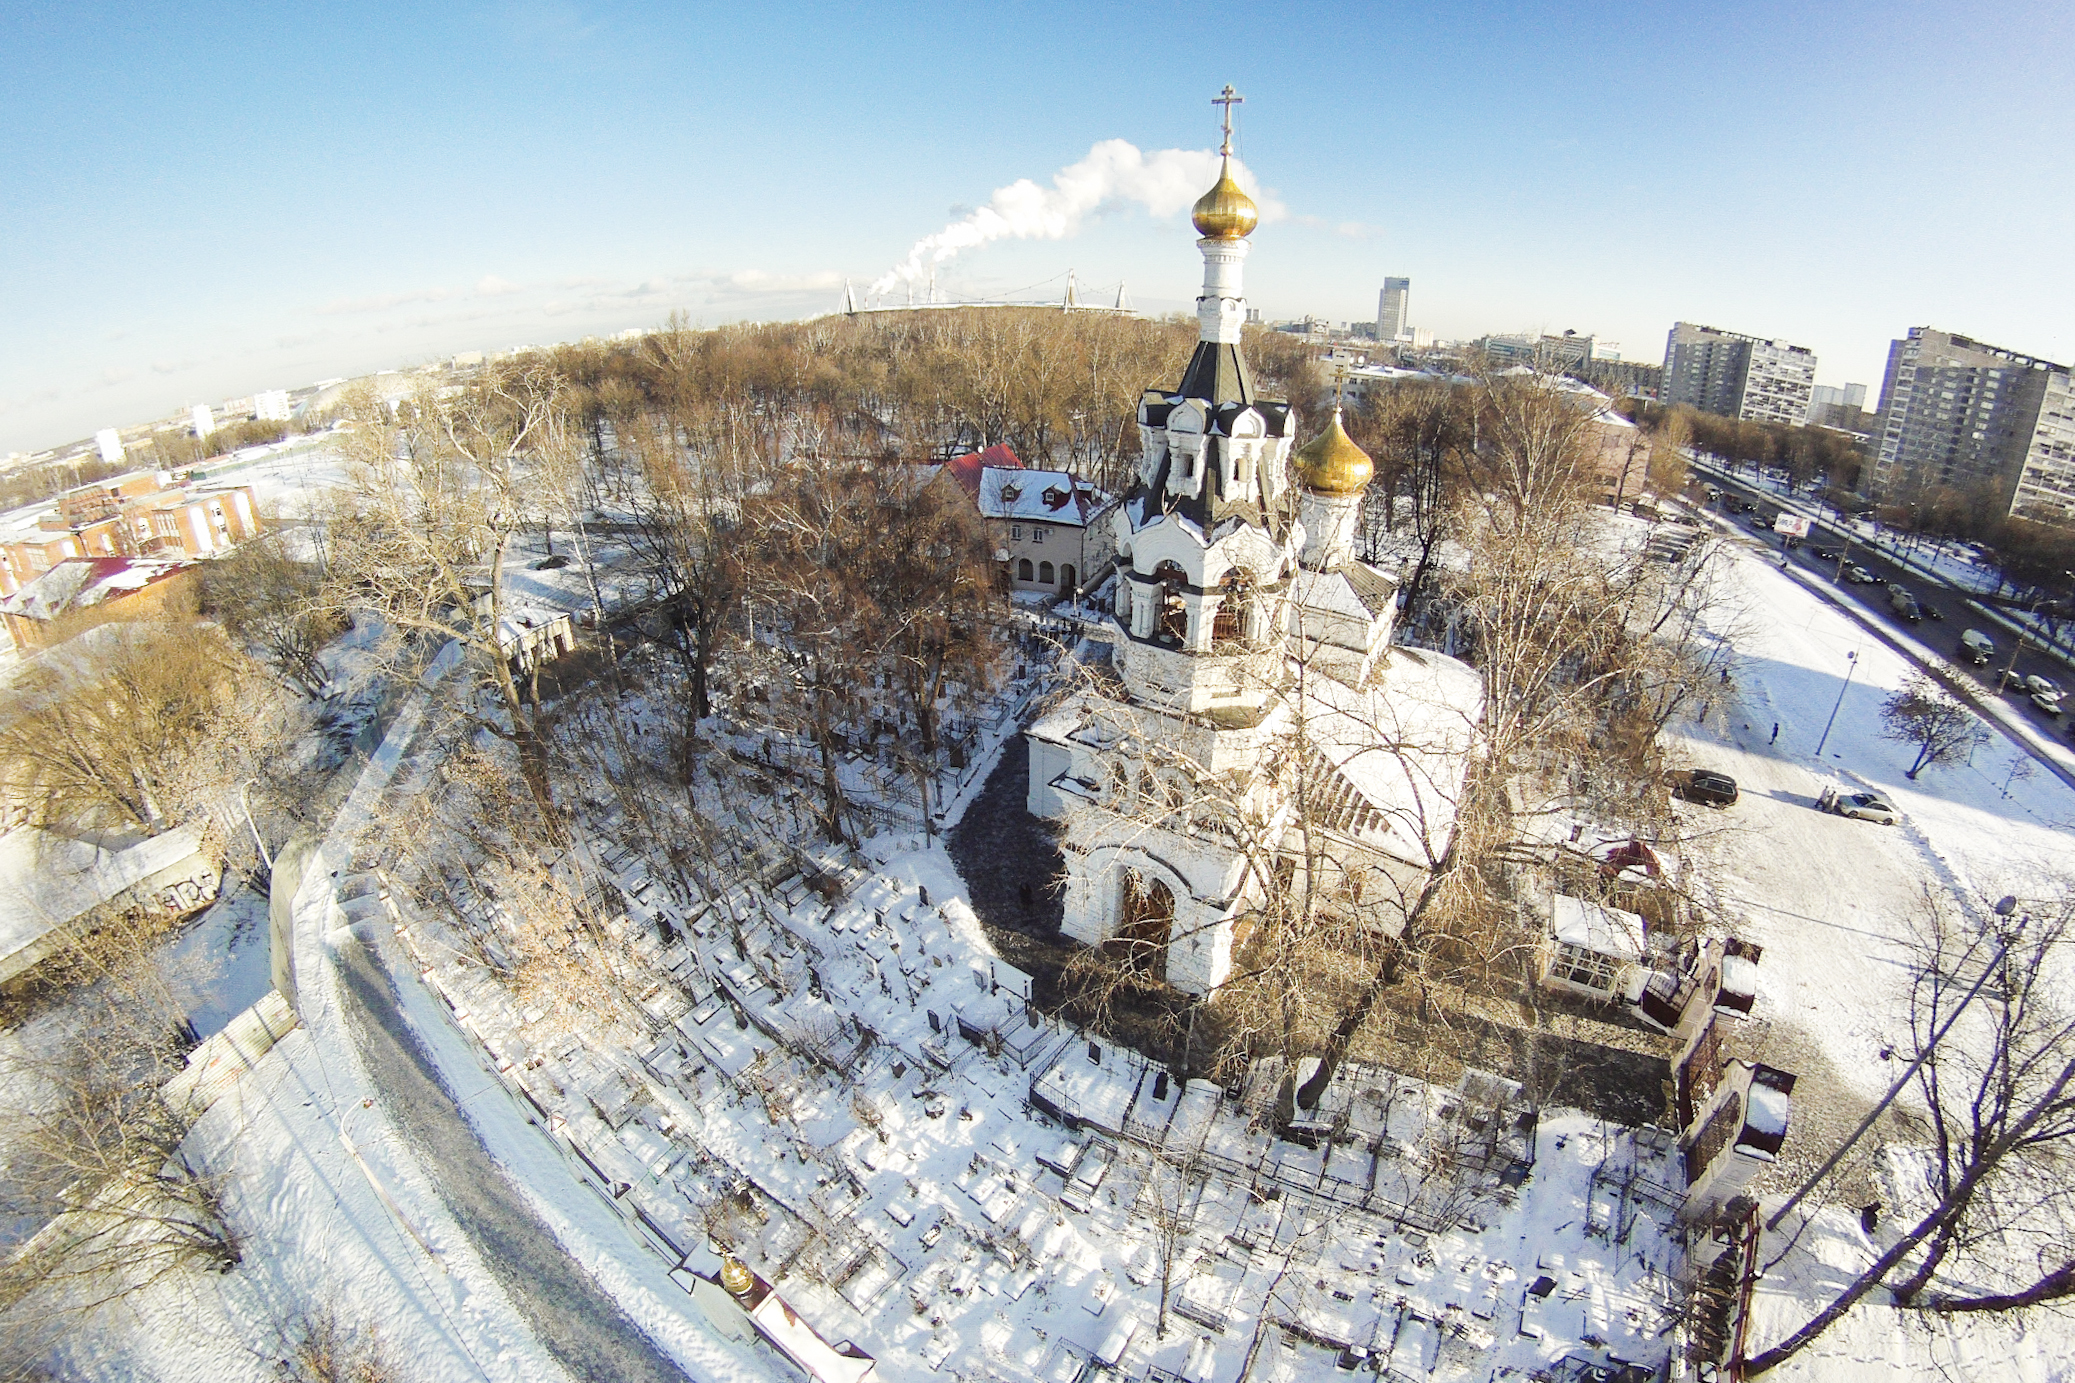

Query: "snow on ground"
left=1743, top=1199, right=2072, bottom=1383
left=48, top=1029, right=574, bottom=1383
left=378, top=789, right=1695, bottom=1382
left=1661, top=533, right=2075, bottom=1178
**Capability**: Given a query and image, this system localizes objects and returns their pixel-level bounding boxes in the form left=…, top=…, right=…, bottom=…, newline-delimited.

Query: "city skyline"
left=4, top=0, right=2072, bottom=455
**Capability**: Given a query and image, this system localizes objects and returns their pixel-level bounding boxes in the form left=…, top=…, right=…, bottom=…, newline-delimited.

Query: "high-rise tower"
left=1378, top=278, right=1409, bottom=342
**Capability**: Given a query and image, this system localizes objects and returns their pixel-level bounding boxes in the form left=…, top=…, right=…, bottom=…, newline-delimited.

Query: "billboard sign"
left=1773, top=513, right=1812, bottom=538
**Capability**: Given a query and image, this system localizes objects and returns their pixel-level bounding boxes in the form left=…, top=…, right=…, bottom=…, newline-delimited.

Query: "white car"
left=1834, top=791, right=1900, bottom=825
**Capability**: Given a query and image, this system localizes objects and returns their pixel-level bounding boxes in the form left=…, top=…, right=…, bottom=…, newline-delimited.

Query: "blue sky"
left=4, top=0, right=2071, bottom=455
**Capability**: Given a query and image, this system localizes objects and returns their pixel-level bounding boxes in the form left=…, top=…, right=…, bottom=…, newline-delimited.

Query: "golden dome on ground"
left=1191, top=159, right=1259, bottom=240
left=1292, top=408, right=1373, bottom=495
left=720, top=1256, right=756, bottom=1296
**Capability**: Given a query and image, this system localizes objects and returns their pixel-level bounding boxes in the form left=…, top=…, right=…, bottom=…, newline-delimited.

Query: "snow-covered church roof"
left=1297, top=644, right=1483, bottom=866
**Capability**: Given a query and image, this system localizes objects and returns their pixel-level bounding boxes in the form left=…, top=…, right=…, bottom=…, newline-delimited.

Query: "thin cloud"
left=316, top=287, right=456, bottom=316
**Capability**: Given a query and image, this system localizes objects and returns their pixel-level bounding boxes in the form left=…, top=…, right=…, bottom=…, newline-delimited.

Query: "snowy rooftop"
left=0, top=824, right=209, bottom=972
left=977, top=466, right=1104, bottom=527
left=1301, top=643, right=1484, bottom=865
left=0, top=555, right=192, bottom=622
left=1549, top=895, right=1647, bottom=962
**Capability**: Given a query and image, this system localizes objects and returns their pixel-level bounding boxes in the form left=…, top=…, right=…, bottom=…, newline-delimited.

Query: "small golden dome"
left=1292, top=409, right=1373, bottom=495
left=720, top=1256, right=756, bottom=1296
left=1191, top=159, right=1259, bottom=240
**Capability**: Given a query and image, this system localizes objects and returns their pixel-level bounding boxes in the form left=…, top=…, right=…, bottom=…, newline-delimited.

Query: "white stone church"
left=1025, top=106, right=1483, bottom=997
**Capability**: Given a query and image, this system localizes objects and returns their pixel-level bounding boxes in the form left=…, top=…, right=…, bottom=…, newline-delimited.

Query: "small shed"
left=1538, top=895, right=1646, bottom=1002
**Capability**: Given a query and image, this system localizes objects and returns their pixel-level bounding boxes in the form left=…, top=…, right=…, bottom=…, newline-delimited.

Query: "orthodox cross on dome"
left=1212, top=84, right=1243, bottom=157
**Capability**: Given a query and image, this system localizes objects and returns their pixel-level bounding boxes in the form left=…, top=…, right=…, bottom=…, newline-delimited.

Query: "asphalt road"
left=334, top=929, right=693, bottom=1383
left=1694, top=469, right=2075, bottom=743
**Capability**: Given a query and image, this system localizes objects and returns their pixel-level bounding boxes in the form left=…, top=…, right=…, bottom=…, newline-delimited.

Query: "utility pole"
left=2000, top=632, right=2032, bottom=693
left=1768, top=900, right=2026, bottom=1231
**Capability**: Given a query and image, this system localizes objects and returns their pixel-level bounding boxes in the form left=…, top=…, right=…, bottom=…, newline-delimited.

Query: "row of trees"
left=1619, top=398, right=1866, bottom=498
left=549, top=307, right=1324, bottom=497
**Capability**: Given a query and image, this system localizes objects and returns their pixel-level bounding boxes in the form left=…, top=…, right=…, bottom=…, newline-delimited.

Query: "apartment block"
left=1870, top=327, right=2072, bottom=525
left=1661, top=322, right=1817, bottom=426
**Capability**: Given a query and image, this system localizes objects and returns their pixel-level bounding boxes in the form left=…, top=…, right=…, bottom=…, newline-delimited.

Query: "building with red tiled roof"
left=929, top=444, right=1115, bottom=597
left=0, top=556, right=199, bottom=652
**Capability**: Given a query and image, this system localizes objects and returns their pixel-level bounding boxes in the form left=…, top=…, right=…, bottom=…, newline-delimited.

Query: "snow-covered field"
left=14, top=455, right=2075, bottom=1380
left=1670, top=529, right=2072, bottom=1113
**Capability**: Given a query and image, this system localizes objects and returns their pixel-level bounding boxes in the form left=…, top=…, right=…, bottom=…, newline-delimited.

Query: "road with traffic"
left=1694, top=468, right=2075, bottom=743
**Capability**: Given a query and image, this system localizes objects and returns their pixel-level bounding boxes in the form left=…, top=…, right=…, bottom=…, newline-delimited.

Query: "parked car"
left=1832, top=790, right=1900, bottom=825
left=1960, top=629, right=1996, bottom=665
left=1673, top=769, right=1740, bottom=807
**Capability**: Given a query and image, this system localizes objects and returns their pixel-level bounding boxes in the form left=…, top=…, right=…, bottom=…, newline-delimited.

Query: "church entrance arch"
left=1113, top=869, right=1175, bottom=982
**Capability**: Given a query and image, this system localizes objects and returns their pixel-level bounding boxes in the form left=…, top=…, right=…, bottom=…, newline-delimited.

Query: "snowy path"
left=334, top=929, right=693, bottom=1382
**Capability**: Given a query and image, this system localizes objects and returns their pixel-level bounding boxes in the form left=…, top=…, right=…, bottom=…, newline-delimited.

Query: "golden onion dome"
left=1191, top=158, right=1259, bottom=240
left=720, top=1256, right=756, bottom=1296
left=1292, top=408, right=1374, bottom=495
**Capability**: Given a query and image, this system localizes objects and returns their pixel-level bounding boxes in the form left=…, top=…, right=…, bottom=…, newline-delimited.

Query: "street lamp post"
left=238, top=777, right=273, bottom=874
left=1813, top=650, right=1858, bottom=759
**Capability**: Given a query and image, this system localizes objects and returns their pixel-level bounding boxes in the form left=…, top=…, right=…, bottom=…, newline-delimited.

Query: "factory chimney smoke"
left=868, top=138, right=1272, bottom=300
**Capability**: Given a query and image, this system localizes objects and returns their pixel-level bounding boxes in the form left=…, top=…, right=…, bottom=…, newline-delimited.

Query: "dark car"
left=1811, top=546, right=1840, bottom=562
left=1674, top=769, right=1740, bottom=807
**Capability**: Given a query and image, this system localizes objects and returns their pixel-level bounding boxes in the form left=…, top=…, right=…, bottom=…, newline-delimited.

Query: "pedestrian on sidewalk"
left=1770, top=722, right=1780, bottom=744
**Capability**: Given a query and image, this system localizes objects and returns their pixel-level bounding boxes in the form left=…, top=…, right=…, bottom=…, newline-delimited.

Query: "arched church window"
left=1153, top=561, right=1188, bottom=645
left=1212, top=567, right=1254, bottom=645
left=1038, top=561, right=1054, bottom=586
left=1018, top=558, right=1034, bottom=582
left=1060, top=563, right=1076, bottom=592
left=1115, top=870, right=1174, bottom=982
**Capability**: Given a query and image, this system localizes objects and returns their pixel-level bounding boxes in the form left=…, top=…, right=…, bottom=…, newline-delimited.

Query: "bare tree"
left=1746, top=892, right=2075, bottom=1373
left=1878, top=675, right=1989, bottom=779
left=262, top=1301, right=405, bottom=1383
left=0, top=620, right=262, bottom=835
left=322, top=363, right=570, bottom=820
left=198, top=532, right=343, bottom=699
left=0, top=924, right=240, bottom=1338
left=1132, top=1120, right=1211, bottom=1338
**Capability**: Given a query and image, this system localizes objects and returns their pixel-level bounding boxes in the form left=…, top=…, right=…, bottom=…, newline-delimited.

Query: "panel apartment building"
left=1661, top=322, right=1817, bottom=426
left=1870, top=327, right=2075, bottom=527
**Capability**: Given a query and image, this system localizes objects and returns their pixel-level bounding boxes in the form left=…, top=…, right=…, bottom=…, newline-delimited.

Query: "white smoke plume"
left=868, top=139, right=1277, bottom=299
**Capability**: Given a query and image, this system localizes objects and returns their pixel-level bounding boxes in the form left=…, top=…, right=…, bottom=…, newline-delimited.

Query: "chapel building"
left=1025, top=93, right=1482, bottom=996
